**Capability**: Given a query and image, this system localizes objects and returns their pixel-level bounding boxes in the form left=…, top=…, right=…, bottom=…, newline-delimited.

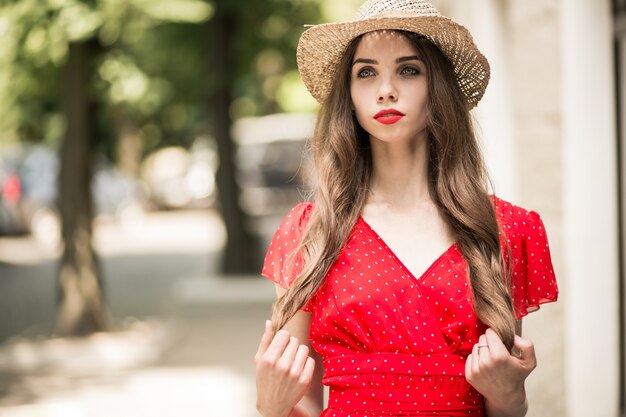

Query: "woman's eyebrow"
left=396, top=55, right=421, bottom=63
left=352, top=58, right=377, bottom=66
left=352, top=55, right=422, bottom=66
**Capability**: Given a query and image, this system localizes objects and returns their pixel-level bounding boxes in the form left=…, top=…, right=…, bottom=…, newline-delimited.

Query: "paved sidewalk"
left=0, top=209, right=281, bottom=417
left=0, top=276, right=276, bottom=417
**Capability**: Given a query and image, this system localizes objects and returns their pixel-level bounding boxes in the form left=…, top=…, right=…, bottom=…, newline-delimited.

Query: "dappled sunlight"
left=0, top=319, right=257, bottom=417
left=118, top=367, right=254, bottom=416
left=1, top=367, right=254, bottom=417
left=0, top=319, right=170, bottom=375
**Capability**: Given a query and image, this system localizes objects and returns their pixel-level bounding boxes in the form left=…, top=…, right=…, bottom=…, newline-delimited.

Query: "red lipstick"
left=374, top=108, right=405, bottom=125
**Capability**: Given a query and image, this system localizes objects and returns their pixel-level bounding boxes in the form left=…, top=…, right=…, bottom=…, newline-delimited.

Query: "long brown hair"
left=272, top=30, right=516, bottom=350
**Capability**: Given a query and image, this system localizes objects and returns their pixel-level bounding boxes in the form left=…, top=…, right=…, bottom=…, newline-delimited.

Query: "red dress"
left=262, top=196, right=558, bottom=417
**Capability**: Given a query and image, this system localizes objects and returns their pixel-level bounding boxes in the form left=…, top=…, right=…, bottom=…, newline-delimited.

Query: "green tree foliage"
left=0, top=0, right=322, bottom=150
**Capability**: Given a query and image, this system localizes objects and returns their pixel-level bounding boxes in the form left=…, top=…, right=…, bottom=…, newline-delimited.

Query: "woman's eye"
left=401, top=66, right=420, bottom=76
left=357, top=68, right=375, bottom=78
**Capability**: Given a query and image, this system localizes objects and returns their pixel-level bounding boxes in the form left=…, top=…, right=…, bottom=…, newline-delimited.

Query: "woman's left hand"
left=465, top=328, right=536, bottom=413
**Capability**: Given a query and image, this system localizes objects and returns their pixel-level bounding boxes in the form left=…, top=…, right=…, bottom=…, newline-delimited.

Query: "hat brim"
left=296, top=15, right=490, bottom=109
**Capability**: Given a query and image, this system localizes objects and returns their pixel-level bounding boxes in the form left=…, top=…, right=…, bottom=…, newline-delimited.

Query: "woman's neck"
left=367, top=136, right=432, bottom=211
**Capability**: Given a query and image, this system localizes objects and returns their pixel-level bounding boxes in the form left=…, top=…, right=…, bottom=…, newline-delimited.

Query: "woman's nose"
left=377, top=76, right=398, bottom=103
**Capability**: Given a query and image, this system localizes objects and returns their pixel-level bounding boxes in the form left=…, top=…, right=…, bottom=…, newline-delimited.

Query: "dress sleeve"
left=261, top=202, right=314, bottom=311
left=509, top=210, right=559, bottom=319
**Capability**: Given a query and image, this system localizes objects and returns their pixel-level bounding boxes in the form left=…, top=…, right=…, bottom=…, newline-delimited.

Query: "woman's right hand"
left=255, top=319, right=317, bottom=417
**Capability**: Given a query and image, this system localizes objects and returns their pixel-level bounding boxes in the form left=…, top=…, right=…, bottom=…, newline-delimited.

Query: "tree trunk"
left=115, top=109, right=142, bottom=177
left=56, top=40, right=110, bottom=336
left=207, top=7, right=259, bottom=274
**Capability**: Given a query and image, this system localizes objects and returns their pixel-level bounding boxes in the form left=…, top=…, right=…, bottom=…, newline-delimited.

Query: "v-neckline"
left=357, top=216, right=458, bottom=282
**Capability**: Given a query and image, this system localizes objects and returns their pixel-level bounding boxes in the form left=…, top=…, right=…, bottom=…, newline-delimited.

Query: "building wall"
left=507, top=2, right=565, bottom=416
left=438, top=0, right=620, bottom=416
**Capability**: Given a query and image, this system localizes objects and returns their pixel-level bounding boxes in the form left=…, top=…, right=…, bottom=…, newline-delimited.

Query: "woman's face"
left=350, top=31, right=429, bottom=145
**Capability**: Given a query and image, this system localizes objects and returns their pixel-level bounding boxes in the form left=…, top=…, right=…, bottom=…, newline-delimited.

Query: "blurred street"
left=0, top=209, right=278, bottom=417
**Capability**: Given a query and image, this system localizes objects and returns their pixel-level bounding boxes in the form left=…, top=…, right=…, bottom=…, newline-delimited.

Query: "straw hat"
left=296, top=0, right=490, bottom=109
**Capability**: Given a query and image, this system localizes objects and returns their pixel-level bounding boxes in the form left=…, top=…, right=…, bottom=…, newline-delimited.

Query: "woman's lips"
left=374, top=109, right=404, bottom=125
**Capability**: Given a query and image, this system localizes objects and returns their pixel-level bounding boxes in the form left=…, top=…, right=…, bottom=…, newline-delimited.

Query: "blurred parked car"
left=233, top=112, right=316, bottom=216
left=140, top=113, right=315, bottom=216
left=0, top=157, right=27, bottom=235
left=141, top=138, right=217, bottom=210
left=0, top=144, right=146, bottom=247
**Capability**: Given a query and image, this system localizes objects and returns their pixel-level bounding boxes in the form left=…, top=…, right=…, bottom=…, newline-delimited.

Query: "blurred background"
left=0, top=1, right=623, bottom=417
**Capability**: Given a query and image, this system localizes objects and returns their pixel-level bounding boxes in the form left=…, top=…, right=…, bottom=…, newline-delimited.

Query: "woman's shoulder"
left=489, top=196, right=558, bottom=317
left=262, top=202, right=314, bottom=287
left=490, top=195, right=545, bottom=238
left=272, top=202, right=315, bottom=238
left=283, top=201, right=314, bottom=224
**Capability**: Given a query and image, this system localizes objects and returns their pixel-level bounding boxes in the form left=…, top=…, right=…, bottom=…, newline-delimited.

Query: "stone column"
left=561, top=0, right=620, bottom=416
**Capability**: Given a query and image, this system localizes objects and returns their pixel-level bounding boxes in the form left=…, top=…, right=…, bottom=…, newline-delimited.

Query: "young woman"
left=255, top=1, right=558, bottom=416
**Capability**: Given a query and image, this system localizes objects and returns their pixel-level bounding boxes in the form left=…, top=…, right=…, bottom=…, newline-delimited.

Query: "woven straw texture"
left=296, top=0, right=490, bottom=109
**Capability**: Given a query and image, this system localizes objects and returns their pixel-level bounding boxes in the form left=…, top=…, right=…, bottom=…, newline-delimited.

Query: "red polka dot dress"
left=262, top=196, right=558, bottom=417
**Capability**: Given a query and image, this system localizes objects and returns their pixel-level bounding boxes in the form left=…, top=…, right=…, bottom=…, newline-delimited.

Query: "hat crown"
left=297, top=0, right=490, bottom=108
left=354, top=0, right=440, bottom=20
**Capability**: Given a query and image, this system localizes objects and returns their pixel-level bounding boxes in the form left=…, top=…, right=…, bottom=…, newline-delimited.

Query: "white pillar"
left=561, top=0, right=620, bottom=415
